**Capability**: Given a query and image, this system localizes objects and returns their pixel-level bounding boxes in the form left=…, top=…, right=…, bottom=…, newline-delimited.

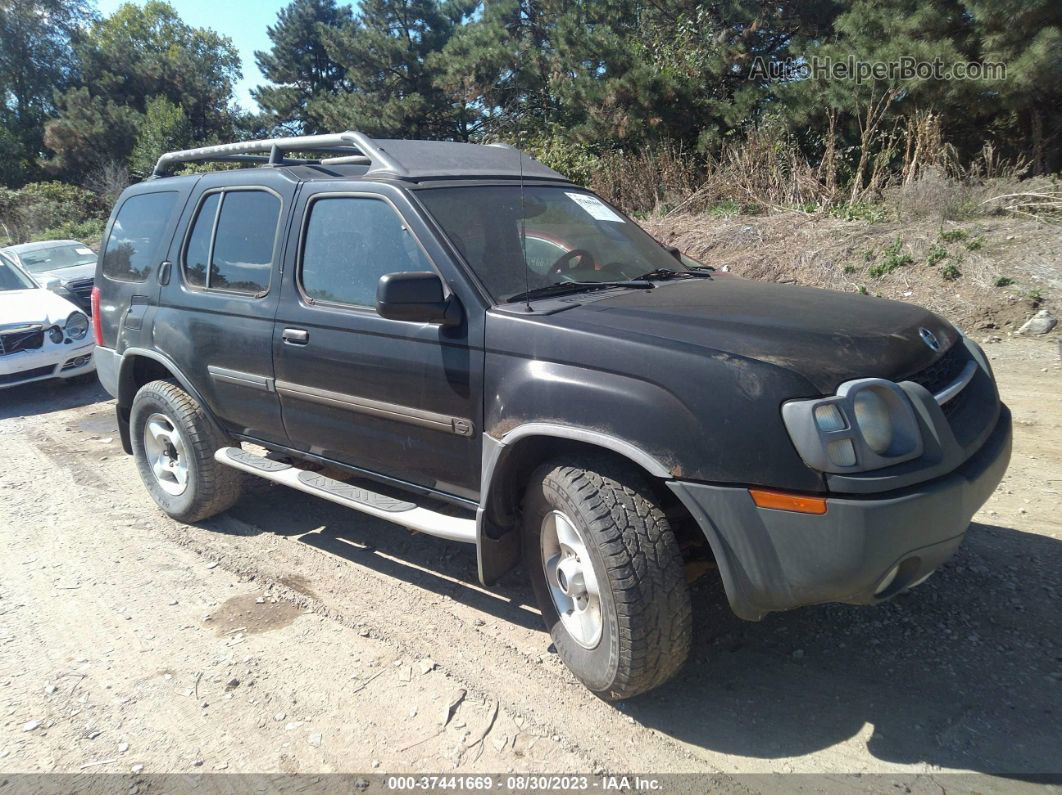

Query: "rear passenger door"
left=155, top=171, right=297, bottom=443
left=272, top=183, right=484, bottom=502
left=97, top=187, right=190, bottom=353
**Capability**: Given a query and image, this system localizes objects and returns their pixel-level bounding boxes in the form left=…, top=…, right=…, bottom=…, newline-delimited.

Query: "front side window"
left=0, top=253, right=36, bottom=291
left=102, top=191, right=178, bottom=282
left=300, top=196, right=433, bottom=309
left=416, top=186, right=686, bottom=301
left=182, top=190, right=279, bottom=295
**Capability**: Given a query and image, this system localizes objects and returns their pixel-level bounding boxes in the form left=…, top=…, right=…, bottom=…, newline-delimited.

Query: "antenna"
left=517, top=127, right=531, bottom=312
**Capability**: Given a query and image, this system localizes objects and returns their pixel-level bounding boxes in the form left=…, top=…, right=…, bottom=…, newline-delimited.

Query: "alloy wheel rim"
left=143, top=412, right=189, bottom=496
left=540, top=510, right=603, bottom=649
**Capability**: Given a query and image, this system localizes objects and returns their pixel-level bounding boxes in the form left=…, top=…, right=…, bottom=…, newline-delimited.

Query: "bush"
left=868, top=238, right=913, bottom=278
left=34, top=218, right=107, bottom=248
left=926, top=243, right=948, bottom=266
left=941, top=263, right=962, bottom=281
left=0, top=181, right=105, bottom=244
left=525, top=135, right=599, bottom=188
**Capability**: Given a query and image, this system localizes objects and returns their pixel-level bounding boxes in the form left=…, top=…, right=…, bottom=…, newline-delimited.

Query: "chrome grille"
left=902, top=343, right=971, bottom=396
left=901, top=343, right=979, bottom=419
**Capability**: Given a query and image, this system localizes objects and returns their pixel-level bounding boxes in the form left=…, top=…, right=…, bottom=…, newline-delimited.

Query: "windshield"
left=17, top=243, right=96, bottom=273
left=416, top=186, right=691, bottom=301
left=0, top=254, right=37, bottom=291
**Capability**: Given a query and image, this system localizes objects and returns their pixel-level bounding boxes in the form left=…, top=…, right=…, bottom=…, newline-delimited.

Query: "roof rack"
left=152, top=131, right=408, bottom=178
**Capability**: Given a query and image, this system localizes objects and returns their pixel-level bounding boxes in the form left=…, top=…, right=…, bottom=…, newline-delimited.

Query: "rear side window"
left=182, top=189, right=280, bottom=295
left=101, top=191, right=178, bottom=282
left=300, top=197, right=432, bottom=309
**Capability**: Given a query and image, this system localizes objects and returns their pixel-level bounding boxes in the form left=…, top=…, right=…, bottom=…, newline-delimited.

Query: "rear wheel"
left=130, top=379, right=242, bottom=522
left=523, top=456, right=692, bottom=700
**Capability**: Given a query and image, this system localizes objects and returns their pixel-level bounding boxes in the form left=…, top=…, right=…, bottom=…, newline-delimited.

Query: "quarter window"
left=182, top=190, right=280, bottom=295
left=301, top=197, right=433, bottom=309
left=101, top=191, right=178, bottom=282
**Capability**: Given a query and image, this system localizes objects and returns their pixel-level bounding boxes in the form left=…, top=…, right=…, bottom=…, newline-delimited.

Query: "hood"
left=571, top=277, right=958, bottom=393
left=34, top=262, right=96, bottom=285
left=0, top=288, right=84, bottom=328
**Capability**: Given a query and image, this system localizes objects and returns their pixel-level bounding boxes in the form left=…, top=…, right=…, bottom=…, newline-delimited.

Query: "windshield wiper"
left=631, top=268, right=712, bottom=282
left=506, top=279, right=654, bottom=304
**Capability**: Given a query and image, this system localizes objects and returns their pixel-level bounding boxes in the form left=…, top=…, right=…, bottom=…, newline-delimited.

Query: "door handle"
left=282, top=328, right=309, bottom=345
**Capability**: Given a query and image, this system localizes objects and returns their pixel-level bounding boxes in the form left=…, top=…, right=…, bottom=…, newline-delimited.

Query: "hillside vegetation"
left=1, top=0, right=1058, bottom=330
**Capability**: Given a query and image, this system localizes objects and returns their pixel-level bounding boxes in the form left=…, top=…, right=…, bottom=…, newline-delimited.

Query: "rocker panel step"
left=214, top=447, right=476, bottom=544
left=296, top=471, right=416, bottom=513
left=223, top=447, right=292, bottom=473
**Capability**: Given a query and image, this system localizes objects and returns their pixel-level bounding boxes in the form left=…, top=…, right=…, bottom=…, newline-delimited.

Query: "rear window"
left=182, top=189, right=280, bottom=295
left=101, top=191, right=178, bottom=282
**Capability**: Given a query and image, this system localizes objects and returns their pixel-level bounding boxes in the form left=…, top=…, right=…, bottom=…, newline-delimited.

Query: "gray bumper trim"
left=670, top=405, right=1012, bottom=621
left=94, top=346, right=120, bottom=398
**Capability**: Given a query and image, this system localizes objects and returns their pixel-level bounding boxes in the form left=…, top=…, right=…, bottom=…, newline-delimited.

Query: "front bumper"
left=0, top=340, right=95, bottom=389
left=669, top=404, right=1012, bottom=620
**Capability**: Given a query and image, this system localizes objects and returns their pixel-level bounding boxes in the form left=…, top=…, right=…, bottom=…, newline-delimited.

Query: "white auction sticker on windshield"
left=565, top=192, right=625, bottom=223
left=75, top=247, right=93, bottom=255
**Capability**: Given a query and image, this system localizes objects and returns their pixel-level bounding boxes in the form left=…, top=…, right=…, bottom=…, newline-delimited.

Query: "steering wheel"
left=548, top=249, right=594, bottom=277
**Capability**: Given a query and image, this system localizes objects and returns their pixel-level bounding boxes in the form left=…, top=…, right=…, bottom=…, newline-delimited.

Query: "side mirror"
left=376, top=272, right=460, bottom=326
left=40, top=276, right=62, bottom=291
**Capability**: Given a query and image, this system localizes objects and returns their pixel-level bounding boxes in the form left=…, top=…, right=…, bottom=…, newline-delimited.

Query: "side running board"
left=214, top=447, right=476, bottom=544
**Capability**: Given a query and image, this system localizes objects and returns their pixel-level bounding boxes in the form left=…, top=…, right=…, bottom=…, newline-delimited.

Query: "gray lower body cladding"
left=669, top=405, right=1012, bottom=621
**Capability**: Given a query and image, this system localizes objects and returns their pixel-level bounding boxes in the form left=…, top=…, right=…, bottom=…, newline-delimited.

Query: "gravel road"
left=0, top=338, right=1058, bottom=790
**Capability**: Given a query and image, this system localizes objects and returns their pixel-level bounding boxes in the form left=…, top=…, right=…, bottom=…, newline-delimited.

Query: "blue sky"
left=95, top=0, right=341, bottom=110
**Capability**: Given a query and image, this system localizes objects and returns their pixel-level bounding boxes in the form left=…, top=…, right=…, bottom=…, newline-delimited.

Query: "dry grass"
left=586, top=109, right=1052, bottom=225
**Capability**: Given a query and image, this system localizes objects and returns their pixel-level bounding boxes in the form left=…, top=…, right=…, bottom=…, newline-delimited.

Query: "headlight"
left=853, top=389, right=893, bottom=454
left=782, top=379, right=923, bottom=473
left=65, top=311, right=89, bottom=340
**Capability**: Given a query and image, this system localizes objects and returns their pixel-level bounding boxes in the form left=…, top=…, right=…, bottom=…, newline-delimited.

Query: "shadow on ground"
left=205, top=477, right=541, bottom=632
left=629, top=522, right=1062, bottom=776
left=216, top=478, right=1061, bottom=775
left=0, top=375, right=108, bottom=420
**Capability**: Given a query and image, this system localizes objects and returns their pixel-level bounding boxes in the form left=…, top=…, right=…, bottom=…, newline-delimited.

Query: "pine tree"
left=965, top=0, right=1062, bottom=173
left=253, top=0, right=354, bottom=133
left=310, top=0, right=478, bottom=139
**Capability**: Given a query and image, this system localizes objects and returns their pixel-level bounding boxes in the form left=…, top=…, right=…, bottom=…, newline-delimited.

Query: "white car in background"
left=0, top=239, right=97, bottom=315
left=0, top=251, right=95, bottom=389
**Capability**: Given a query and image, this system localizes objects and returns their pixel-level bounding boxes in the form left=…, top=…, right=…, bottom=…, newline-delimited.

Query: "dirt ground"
left=645, top=213, right=1059, bottom=334
left=0, top=337, right=1059, bottom=790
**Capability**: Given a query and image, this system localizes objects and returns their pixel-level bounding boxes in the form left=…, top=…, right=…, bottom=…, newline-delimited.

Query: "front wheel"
left=523, top=457, right=692, bottom=700
left=130, top=379, right=242, bottom=522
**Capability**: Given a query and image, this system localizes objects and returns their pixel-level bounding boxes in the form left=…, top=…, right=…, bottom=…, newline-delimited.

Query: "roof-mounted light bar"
left=151, top=131, right=408, bottom=178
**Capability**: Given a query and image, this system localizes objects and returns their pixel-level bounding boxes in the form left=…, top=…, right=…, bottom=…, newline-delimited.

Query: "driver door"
left=272, top=182, right=485, bottom=502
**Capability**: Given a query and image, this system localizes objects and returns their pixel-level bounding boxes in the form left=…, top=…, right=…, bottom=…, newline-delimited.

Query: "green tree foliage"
left=254, top=0, right=354, bottom=133
left=0, top=0, right=94, bottom=184
left=130, top=96, right=194, bottom=177
left=42, top=1, right=240, bottom=181
left=965, top=0, right=1062, bottom=172
left=42, top=87, right=141, bottom=182
left=309, top=0, right=479, bottom=139
left=0, top=0, right=1060, bottom=200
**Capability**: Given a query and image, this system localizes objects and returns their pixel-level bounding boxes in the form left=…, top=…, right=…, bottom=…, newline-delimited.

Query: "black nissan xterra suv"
left=93, top=132, right=1012, bottom=700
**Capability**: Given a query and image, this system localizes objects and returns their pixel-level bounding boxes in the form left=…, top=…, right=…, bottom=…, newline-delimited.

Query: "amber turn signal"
left=749, top=488, right=828, bottom=515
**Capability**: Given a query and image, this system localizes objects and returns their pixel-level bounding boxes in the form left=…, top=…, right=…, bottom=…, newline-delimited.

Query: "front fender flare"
left=475, top=423, right=673, bottom=585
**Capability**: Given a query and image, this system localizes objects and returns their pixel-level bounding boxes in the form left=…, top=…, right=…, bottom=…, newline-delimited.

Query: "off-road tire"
left=130, top=379, right=242, bottom=522
left=523, top=456, right=692, bottom=700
